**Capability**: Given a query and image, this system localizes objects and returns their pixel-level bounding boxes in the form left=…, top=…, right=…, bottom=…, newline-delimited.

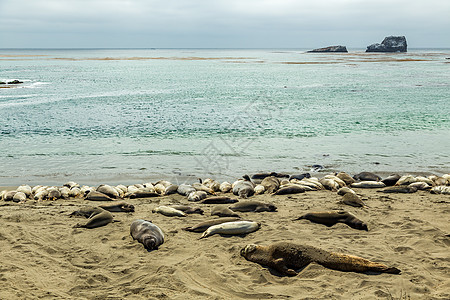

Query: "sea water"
left=0, top=48, right=449, bottom=185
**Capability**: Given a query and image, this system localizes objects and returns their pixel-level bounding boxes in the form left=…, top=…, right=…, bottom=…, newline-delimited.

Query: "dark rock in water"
left=0, top=81, right=6, bottom=84
left=7, top=80, right=23, bottom=84
left=366, top=36, right=407, bottom=52
left=310, top=164, right=324, bottom=171
left=307, top=45, right=348, bottom=53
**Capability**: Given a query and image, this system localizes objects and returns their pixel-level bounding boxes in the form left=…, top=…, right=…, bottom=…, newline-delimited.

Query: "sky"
left=0, top=0, right=449, bottom=48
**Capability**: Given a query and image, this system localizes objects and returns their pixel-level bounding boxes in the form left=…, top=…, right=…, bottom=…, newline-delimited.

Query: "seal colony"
left=0, top=170, right=449, bottom=299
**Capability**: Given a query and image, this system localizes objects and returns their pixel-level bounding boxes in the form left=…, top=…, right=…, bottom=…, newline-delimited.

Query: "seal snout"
left=143, top=237, right=157, bottom=250
left=241, top=244, right=257, bottom=257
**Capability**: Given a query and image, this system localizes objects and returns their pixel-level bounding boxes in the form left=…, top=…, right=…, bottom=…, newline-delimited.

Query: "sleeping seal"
left=353, top=172, right=382, bottom=182
left=130, top=219, right=164, bottom=250
left=98, top=201, right=135, bottom=212
left=260, top=176, right=280, bottom=194
left=294, top=211, right=368, bottom=231
left=71, top=207, right=114, bottom=229
left=232, top=175, right=255, bottom=198
left=211, top=206, right=240, bottom=218
left=200, top=221, right=261, bottom=239
left=183, top=217, right=241, bottom=232
left=229, top=200, right=277, bottom=212
left=241, top=242, right=401, bottom=276
left=152, top=206, right=186, bottom=217
left=273, top=185, right=305, bottom=195
left=170, top=205, right=204, bottom=215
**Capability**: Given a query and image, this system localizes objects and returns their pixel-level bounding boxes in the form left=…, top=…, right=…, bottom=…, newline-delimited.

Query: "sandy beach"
left=0, top=180, right=449, bottom=300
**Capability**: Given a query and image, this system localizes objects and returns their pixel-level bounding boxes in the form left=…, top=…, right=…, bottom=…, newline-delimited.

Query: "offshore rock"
left=366, top=36, right=407, bottom=52
left=307, top=45, right=348, bottom=53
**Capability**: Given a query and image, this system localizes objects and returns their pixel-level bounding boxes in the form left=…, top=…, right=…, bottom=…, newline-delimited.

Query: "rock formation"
left=366, top=36, right=407, bottom=52
left=307, top=45, right=348, bottom=53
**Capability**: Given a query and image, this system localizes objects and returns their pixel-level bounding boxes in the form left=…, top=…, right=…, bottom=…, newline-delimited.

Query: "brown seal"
left=211, top=206, right=240, bottom=218
left=353, top=172, right=381, bottom=181
left=126, top=190, right=160, bottom=199
left=200, top=196, right=238, bottom=204
left=171, top=205, right=204, bottom=215
left=378, top=186, right=417, bottom=193
left=130, top=219, right=164, bottom=251
left=342, top=193, right=366, bottom=207
left=273, top=185, right=305, bottom=195
left=241, top=241, right=401, bottom=276
left=232, top=175, right=255, bottom=198
left=260, top=176, right=280, bottom=194
left=183, top=217, right=241, bottom=232
left=71, top=206, right=114, bottom=229
left=294, top=211, right=368, bottom=231
left=229, top=200, right=277, bottom=212
left=98, top=201, right=135, bottom=212
left=85, top=190, right=114, bottom=201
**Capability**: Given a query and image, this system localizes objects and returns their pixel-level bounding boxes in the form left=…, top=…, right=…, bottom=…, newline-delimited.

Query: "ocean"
left=0, top=48, right=449, bottom=186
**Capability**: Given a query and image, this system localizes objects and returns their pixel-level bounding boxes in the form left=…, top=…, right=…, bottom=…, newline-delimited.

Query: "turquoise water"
left=0, top=49, right=449, bottom=185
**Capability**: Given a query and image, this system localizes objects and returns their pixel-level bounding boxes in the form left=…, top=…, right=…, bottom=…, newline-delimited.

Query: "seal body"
left=232, top=176, right=255, bottom=198
left=229, top=200, right=277, bottom=212
left=72, top=207, right=114, bottom=229
left=342, top=193, right=366, bottom=207
left=200, top=196, right=238, bottom=204
left=85, top=190, right=114, bottom=201
left=152, top=206, right=186, bottom=217
left=171, top=205, right=204, bottom=215
left=200, top=221, right=260, bottom=238
left=379, top=186, right=417, bottom=193
left=295, top=211, right=368, bottom=231
left=98, top=201, right=135, bottom=212
left=381, top=174, right=401, bottom=186
left=177, top=184, right=196, bottom=196
left=353, top=172, right=382, bottom=181
left=211, top=206, right=240, bottom=218
left=273, top=185, right=305, bottom=195
left=351, top=181, right=385, bottom=188
left=260, top=176, right=280, bottom=194
left=183, top=217, right=241, bottom=232
left=219, top=182, right=232, bottom=193
left=337, top=187, right=356, bottom=196
left=187, top=191, right=207, bottom=202
left=241, top=242, right=400, bottom=276
left=130, top=219, right=164, bottom=250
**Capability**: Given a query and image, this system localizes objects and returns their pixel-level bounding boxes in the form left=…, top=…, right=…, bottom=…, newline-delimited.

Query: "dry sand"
left=0, top=186, right=449, bottom=299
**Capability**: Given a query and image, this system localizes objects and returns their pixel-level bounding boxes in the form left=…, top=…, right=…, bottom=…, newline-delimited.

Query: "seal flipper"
left=272, top=258, right=297, bottom=276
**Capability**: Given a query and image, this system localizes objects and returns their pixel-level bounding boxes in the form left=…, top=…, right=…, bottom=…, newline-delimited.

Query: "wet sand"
left=0, top=185, right=449, bottom=299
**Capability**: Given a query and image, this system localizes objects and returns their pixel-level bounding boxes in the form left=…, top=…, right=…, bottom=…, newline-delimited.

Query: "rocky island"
left=366, top=36, right=407, bottom=52
left=307, top=45, right=348, bottom=53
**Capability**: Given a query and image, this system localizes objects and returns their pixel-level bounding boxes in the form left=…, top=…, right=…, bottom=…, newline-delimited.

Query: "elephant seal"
left=187, top=191, right=207, bottom=202
left=342, top=193, right=366, bottom=207
left=254, top=185, right=266, bottom=195
left=130, top=219, right=164, bottom=251
left=319, top=178, right=340, bottom=191
left=260, top=176, right=280, bottom=194
left=192, top=182, right=215, bottom=195
left=200, top=221, right=261, bottom=239
left=395, top=175, right=417, bottom=186
left=408, top=182, right=431, bottom=190
left=98, top=201, right=135, bottom=212
left=294, top=211, right=368, bottom=231
left=126, top=190, right=160, bottom=199
left=85, top=190, right=114, bottom=201
left=152, top=206, right=186, bottom=217
left=171, top=205, right=204, bottom=215
left=47, top=189, right=62, bottom=201
left=337, top=187, right=356, bottom=196
left=353, top=172, right=381, bottom=182
left=2, top=191, right=17, bottom=201
left=13, top=191, right=27, bottom=202
left=273, top=185, right=305, bottom=195
left=219, top=182, right=232, bottom=193
left=17, top=185, right=32, bottom=197
left=240, top=242, right=401, bottom=276
left=336, top=172, right=355, bottom=185
left=351, top=181, right=385, bottom=188
left=199, top=196, right=238, bottom=204
left=229, top=200, right=277, bottom=212
left=183, top=217, right=241, bottom=232
left=289, top=173, right=311, bottom=181
left=177, top=184, right=196, bottom=196
left=211, top=206, right=240, bottom=218
left=71, top=207, right=114, bottom=229
left=164, top=184, right=179, bottom=195
left=232, top=175, right=255, bottom=198
left=431, top=186, right=450, bottom=195
left=378, top=186, right=417, bottom=193
left=97, top=184, right=119, bottom=198
left=381, top=174, right=401, bottom=186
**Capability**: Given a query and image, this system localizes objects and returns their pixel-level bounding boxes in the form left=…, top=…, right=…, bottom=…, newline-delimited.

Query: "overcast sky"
left=1, top=0, right=449, bottom=48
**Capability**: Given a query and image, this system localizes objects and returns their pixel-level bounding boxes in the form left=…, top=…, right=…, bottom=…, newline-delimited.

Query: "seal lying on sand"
left=199, top=196, right=238, bottom=204
left=353, top=172, right=382, bottom=181
left=294, top=211, right=368, bottom=231
left=229, top=200, right=277, bottom=212
left=183, top=217, right=241, bottom=232
left=233, top=175, right=255, bottom=198
left=98, top=201, right=135, bottom=212
left=241, top=242, right=401, bottom=276
left=273, top=185, right=305, bottom=195
left=211, top=206, right=240, bottom=218
left=200, top=221, right=260, bottom=239
left=170, top=205, right=204, bottom=215
left=71, top=206, right=114, bottom=229
left=130, top=219, right=164, bottom=251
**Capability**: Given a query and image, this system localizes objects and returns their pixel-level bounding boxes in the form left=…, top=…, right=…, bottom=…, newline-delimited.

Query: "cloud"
left=1, top=0, right=449, bottom=47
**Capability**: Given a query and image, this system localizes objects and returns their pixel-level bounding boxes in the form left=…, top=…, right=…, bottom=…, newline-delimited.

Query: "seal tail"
left=317, top=252, right=401, bottom=274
